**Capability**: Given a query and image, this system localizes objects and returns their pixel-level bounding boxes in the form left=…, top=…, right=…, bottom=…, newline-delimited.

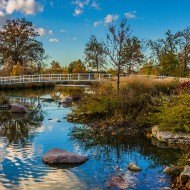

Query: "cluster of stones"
left=107, top=163, right=142, bottom=189
left=152, top=126, right=190, bottom=150
left=164, top=165, right=190, bottom=189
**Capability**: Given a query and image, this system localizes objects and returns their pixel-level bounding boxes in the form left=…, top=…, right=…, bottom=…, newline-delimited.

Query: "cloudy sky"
left=0, top=0, right=190, bottom=66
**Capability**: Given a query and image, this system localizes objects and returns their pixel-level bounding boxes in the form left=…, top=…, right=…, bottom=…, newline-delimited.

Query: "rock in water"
left=42, top=148, right=89, bottom=164
left=10, top=104, right=29, bottom=113
left=107, top=176, right=130, bottom=189
left=180, top=166, right=190, bottom=183
left=128, top=162, right=142, bottom=172
left=61, top=96, right=73, bottom=104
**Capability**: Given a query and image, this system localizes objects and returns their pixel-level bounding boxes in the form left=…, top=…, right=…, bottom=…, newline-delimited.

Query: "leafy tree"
left=177, top=27, right=190, bottom=77
left=122, top=36, right=144, bottom=75
left=84, top=35, right=106, bottom=72
left=148, top=30, right=180, bottom=63
left=49, top=61, right=63, bottom=73
left=139, top=61, right=159, bottom=75
left=0, top=18, right=45, bottom=70
left=104, top=19, right=143, bottom=92
left=68, top=59, right=86, bottom=73
left=159, top=52, right=180, bottom=76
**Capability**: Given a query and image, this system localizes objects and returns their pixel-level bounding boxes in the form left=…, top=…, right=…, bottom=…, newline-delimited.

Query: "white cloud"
left=49, top=38, right=59, bottom=43
left=72, top=37, right=77, bottom=40
left=35, top=27, right=46, bottom=36
left=125, top=12, right=136, bottom=19
left=73, top=0, right=89, bottom=8
left=74, top=8, right=83, bottom=16
left=0, top=0, right=43, bottom=16
left=94, top=21, right=102, bottom=27
left=104, top=14, right=119, bottom=24
left=72, top=0, right=89, bottom=16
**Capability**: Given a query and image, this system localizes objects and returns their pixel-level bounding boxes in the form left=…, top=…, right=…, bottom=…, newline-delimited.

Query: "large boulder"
left=42, top=148, right=89, bottom=164
left=128, top=162, right=142, bottom=172
left=10, top=104, right=29, bottom=113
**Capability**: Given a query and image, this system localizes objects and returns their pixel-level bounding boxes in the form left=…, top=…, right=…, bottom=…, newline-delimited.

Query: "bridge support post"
left=78, top=73, right=80, bottom=81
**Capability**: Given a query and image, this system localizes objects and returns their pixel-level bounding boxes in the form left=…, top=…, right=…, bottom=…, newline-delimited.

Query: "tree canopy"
left=0, top=18, right=45, bottom=71
left=84, top=35, right=106, bottom=72
left=104, top=19, right=143, bottom=92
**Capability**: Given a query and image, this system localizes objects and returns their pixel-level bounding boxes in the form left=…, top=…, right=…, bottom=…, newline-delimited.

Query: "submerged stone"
left=128, top=162, right=142, bottom=172
left=42, top=148, right=89, bottom=165
left=107, top=176, right=130, bottom=189
left=10, top=104, right=29, bottom=113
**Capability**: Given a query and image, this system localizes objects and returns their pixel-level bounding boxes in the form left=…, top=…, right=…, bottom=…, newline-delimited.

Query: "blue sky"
left=0, top=0, right=190, bottom=66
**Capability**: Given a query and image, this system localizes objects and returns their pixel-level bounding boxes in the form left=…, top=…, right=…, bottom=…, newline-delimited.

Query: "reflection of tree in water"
left=52, top=86, right=86, bottom=100
left=70, top=125, right=181, bottom=166
left=3, top=86, right=86, bottom=102
left=0, top=108, right=43, bottom=146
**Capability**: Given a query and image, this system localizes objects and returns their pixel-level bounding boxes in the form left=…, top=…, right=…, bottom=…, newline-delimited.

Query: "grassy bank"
left=72, top=77, right=180, bottom=128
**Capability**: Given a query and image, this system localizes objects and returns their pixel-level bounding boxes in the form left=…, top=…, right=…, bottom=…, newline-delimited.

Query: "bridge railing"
left=0, top=73, right=113, bottom=85
left=0, top=73, right=189, bottom=85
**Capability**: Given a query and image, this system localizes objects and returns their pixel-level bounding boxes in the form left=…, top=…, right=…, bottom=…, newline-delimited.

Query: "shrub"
left=74, top=78, right=179, bottom=126
left=0, top=94, right=10, bottom=106
left=153, top=93, right=190, bottom=133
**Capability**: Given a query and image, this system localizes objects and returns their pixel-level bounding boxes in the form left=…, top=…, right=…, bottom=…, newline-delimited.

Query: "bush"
left=74, top=78, right=179, bottom=126
left=0, top=94, right=10, bottom=106
left=153, top=93, right=190, bottom=132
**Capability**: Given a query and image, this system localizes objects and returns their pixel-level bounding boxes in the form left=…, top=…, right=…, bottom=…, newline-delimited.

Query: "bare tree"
left=104, top=19, right=143, bottom=92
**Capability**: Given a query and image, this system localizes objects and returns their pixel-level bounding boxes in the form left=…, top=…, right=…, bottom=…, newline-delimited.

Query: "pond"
left=0, top=87, right=181, bottom=190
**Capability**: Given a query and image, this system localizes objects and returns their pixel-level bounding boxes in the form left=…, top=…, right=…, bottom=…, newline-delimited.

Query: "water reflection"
left=0, top=87, right=182, bottom=190
left=0, top=109, right=43, bottom=145
left=70, top=125, right=181, bottom=166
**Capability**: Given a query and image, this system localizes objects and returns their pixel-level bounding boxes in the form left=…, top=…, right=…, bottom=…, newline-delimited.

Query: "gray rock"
left=10, top=104, right=29, bottom=113
left=128, top=162, right=142, bottom=172
left=163, top=166, right=175, bottom=175
left=180, top=165, right=190, bottom=183
left=151, top=126, right=190, bottom=150
left=42, top=148, right=89, bottom=164
left=107, top=176, right=130, bottom=189
left=61, top=96, right=73, bottom=103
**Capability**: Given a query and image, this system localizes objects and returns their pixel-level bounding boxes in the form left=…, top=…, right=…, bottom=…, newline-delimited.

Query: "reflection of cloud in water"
left=0, top=169, right=87, bottom=190
left=0, top=138, right=87, bottom=190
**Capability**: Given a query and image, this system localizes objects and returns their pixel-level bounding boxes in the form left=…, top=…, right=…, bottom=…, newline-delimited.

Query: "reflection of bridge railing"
left=0, top=73, right=112, bottom=85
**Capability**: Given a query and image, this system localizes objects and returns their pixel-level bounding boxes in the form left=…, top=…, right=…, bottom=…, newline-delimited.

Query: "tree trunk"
left=117, top=73, right=120, bottom=93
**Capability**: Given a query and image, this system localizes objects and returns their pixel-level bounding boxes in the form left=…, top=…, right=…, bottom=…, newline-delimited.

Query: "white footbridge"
left=0, top=73, right=112, bottom=85
left=0, top=73, right=189, bottom=85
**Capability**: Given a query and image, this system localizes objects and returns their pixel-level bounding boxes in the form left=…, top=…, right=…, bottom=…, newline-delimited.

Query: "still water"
left=0, top=87, right=180, bottom=190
